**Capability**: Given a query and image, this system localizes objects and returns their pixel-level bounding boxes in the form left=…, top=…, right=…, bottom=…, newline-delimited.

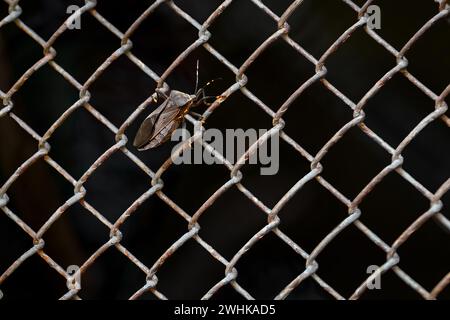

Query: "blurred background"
left=0, top=0, right=449, bottom=299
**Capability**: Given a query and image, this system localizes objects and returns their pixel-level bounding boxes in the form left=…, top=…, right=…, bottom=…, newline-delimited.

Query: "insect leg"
left=155, top=87, right=169, bottom=101
left=189, top=111, right=203, bottom=119
left=196, top=95, right=217, bottom=106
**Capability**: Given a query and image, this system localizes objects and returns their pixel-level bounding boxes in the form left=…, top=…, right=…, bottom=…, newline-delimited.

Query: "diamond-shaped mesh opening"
left=207, top=0, right=279, bottom=66
left=6, top=157, right=74, bottom=230
left=359, top=172, right=429, bottom=244
left=259, top=0, right=298, bottom=17
left=288, top=0, right=357, bottom=57
left=288, top=277, right=335, bottom=300
left=209, top=283, right=249, bottom=300
left=173, top=0, right=224, bottom=23
left=239, top=138, right=312, bottom=208
left=0, top=25, right=43, bottom=89
left=397, top=219, right=450, bottom=292
left=196, top=187, right=268, bottom=260
left=94, top=0, right=153, bottom=32
left=278, top=179, right=350, bottom=253
left=83, top=151, right=152, bottom=222
left=0, top=211, right=30, bottom=272
left=360, top=269, right=426, bottom=300
left=363, top=73, right=436, bottom=147
left=313, top=224, right=386, bottom=298
left=17, top=0, right=85, bottom=39
left=245, top=38, right=315, bottom=108
left=156, top=239, right=225, bottom=299
left=10, top=64, right=80, bottom=135
left=320, top=126, right=392, bottom=199
left=88, top=55, right=155, bottom=128
left=0, top=115, right=36, bottom=182
left=234, top=232, right=308, bottom=299
left=80, top=246, right=145, bottom=299
left=325, top=28, right=396, bottom=102
left=406, top=18, right=450, bottom=94
left=402, top=119, right=450, bottom=191
left=282, top=81, right=354, bottom=154
left=206, top=90, right=273, bottom=132
left=50, top=13, right=119, bottom=83
left=119, top=195, right=188, bottom=268
left=41, top=202, right=111, bottom=268
left=46, top=106, right=115, bottom=178
left=159, top=161, right=230, bottom=214
left=129, top=3, right=199, bottom=74
left=376, top=0, right=438, bottom=49
left=1, top=254, right=67, bottom=299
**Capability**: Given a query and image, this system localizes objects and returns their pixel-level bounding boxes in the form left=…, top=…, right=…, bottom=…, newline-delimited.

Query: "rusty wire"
left=0, top=0, right=449, bottom=300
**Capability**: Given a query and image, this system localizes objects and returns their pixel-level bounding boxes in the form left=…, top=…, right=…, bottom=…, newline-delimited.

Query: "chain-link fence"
left=0, top=0, right=449, bottom=300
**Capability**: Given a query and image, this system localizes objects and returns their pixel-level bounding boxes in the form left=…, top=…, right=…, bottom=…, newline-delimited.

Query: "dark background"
left=0, top=0, right=449, bottom=299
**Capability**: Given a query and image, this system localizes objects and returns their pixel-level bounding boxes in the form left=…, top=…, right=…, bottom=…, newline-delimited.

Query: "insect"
left=133, top=64, right=218, bottom=150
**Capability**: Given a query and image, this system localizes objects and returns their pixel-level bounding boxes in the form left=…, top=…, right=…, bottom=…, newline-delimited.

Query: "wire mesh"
left=0, top=0, right=449, bottom=300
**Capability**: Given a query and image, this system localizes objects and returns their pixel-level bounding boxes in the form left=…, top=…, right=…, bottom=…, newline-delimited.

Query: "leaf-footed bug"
left=133, top=62, right=220, bottom=150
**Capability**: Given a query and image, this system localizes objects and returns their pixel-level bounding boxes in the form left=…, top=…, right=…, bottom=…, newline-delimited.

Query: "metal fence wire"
left=0, top=0, right=449, bottom=300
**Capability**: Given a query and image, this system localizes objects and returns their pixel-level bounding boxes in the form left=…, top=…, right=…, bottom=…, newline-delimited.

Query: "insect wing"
left=133, top=99, right=170, bottom=149
left=134, top=99, right=186, bottom=150
left=169, top=90, right=193, bottom=107
left=134, top=90, right=195, bottom=150
left=145, top=116, right=184, bottom=149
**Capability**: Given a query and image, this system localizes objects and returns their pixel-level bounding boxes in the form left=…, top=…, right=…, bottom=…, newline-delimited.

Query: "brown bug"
left=133, top=65, right=218, bottom=150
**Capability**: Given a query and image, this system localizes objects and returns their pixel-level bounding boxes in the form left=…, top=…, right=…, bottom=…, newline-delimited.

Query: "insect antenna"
left=195, top=78, right=222, bottom=100
left=194, top=60, right=200, bottom=94
left=196, top=95, right=219, bottom=105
